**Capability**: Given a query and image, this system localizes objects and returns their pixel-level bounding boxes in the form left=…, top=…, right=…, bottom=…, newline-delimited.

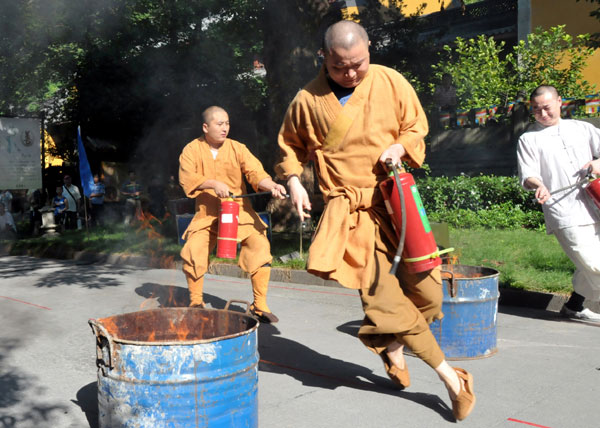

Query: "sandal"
left=450, top=367, right=476, bottom=421
left=379, top=351, right=410, bottom=389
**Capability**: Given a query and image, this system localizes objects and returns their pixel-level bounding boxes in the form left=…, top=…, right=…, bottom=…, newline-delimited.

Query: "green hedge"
left=415, top=175, right=545, bottom=230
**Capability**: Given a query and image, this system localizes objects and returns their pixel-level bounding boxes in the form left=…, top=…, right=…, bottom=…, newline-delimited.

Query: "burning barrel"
left=430, top=265, right=500, bottom=360
left=89, top=303, right=259, bottom=427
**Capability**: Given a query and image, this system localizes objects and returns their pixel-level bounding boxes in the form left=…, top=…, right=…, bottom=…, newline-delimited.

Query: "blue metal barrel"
left=176, top=213, right=194, bottom=245
left=430, top=265, right=499, bottom=360
left=257, top=211, right=272, bottom=243
left=89, top=302, right=259, bottom=427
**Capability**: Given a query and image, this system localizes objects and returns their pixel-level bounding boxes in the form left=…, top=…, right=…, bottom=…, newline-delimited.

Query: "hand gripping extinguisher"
left=216, top=198, right=239, bottom=259
left=535, top=166, right=600, bottom=211
left=379, top=161, right=453, bottom=275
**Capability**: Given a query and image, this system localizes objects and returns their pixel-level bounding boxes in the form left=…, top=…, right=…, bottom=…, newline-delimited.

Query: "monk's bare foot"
left=386, top=341, right=405, bottom=370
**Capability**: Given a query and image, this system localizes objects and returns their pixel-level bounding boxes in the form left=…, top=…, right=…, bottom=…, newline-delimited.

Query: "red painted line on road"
left=507, top=418, right=553, bottom=428
left=209, top=278, right=357, bottom=297
left=0, top=295, right=51, bottom=310
left=270, top=284, right=357, bottom=297
left=259, top=358, right=363, bottom=387
left=209, top=278, right=248, bottom=285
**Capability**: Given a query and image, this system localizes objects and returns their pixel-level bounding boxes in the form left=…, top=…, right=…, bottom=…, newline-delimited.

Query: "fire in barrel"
left=89, top=303, right=258, bottom=427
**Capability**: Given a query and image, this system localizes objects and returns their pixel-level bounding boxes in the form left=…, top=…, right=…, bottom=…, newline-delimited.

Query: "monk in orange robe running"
left=276, top=20, right=476, bottom=420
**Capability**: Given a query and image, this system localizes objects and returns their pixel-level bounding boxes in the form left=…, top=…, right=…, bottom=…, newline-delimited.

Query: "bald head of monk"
left=202, top=106, right=230, bottom=148
left=322, top=20, right=370, bottom=88
left=529, top=85, right=562, bottom=128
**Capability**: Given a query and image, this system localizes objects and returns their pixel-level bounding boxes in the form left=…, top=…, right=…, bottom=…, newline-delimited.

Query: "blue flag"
left=77, top=126, right=94, bottom=197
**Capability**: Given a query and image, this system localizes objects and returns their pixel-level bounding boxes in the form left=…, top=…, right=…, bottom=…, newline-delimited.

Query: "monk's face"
left=324, top=41, right=370, bottom=88
left=203, top=110, right=230, bottom=146
left=531, top=91, right=561, bottom=127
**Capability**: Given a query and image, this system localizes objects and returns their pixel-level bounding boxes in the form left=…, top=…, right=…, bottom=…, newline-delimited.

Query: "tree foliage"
left=510, top=26, right=596, bottom=99
left=432, top=35, right=508, bottom=110
left=351, top=0, right=439, bottom=95
left=1, top=1, right=342, bottom=171
left=577, top=0, right=600, bottom=47
left=2, top=1, right=279, bottom=170
left=430, top=25, right=597, bottom=112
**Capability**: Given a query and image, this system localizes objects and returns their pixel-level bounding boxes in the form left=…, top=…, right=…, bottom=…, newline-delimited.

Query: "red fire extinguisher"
left=379, top=162, right=452, bottom=275
left=216, top=198, right=239, bottom=259
left=586, top=177, right=600, bottom=211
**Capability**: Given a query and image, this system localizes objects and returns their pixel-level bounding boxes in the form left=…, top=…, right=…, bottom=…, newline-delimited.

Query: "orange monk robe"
left=276, top=64, right=429, bottom=290
left=179, top=137, right=272, bottom=278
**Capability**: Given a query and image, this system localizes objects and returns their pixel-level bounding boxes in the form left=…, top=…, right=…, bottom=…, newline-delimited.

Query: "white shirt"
left=0, top=211, right=16, bottom=232
left=63, top=184, right=81, bottom=213
left=517, top=119, right=600, bottom=233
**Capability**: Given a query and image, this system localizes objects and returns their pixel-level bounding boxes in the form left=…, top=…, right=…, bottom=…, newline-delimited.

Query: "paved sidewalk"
left=0, top=256, right=599, bottom=428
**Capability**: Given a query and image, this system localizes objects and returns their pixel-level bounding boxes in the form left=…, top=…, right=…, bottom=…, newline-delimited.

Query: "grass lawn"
left=5, top=221, right=574, bottom=296
left=449, top=227, right=573, bottom=295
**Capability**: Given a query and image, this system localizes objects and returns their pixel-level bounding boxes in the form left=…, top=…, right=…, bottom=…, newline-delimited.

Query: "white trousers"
left=553, top=223, right=600, bottom=301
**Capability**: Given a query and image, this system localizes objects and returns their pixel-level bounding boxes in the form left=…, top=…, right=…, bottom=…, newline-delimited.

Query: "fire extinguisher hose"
left=230, top=191, right=290, bottom=199
left=386, top=160, right=406, bottom=276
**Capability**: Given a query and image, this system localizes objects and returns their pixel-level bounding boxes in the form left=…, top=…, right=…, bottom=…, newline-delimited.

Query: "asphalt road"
left=0, top=256, right=598, bottom=428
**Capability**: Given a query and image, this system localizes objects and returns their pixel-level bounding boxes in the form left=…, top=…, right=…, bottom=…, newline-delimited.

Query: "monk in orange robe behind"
left=179, top=106, right=287, bottom=323
left=276, top=21, right=476, bottom=420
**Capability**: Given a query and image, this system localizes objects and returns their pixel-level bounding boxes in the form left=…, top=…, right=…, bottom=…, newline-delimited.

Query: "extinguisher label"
left=221, top=213, right=234, bottom=224
left=410, top=185, right=432, bottom=233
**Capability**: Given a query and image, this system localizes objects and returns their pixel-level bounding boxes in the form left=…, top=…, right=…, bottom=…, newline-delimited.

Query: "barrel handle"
left=88, top=319, right=115, bottom=372
left=440, top=268, right=457, bottom=298
left=224, top=299, right=252, bottom=315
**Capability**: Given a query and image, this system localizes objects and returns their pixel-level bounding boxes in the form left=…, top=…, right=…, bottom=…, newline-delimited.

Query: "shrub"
left=415, top=175, right=545, bottom=230
left=430, top=25, right=597, bottom=116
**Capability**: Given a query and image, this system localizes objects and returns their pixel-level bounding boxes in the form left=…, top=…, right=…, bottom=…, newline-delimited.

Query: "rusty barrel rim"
left=440, top=263, right=500, bottom=279
left=89, top=306, right=259, bottom=347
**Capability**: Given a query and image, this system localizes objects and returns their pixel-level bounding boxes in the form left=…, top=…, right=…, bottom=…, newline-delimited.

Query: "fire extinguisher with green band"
left=379, top=162, right=453, bottom=274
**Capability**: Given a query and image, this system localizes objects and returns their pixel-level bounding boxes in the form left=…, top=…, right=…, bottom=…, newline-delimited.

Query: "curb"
left=207, top=263, right=599, bottom=313
left=206, top=263, right=342, bottom=289
left=3, top=243, right=598, bottom=313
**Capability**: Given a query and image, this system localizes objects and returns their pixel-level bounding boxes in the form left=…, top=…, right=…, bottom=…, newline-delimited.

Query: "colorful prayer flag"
left=474, top=107, right=487, bottom=126
left=456, top=109, right=469, bottom=127
left=585, top=94, right=599, bottom=115
left=439, top=110, right=451, bottom=128
left=505, top=101, right=515, bottom=115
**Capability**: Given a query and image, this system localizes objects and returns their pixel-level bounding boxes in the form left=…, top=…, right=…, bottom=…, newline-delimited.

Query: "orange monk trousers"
left=358, top=225, right=445, bottom=368
left=181, top=225, right=272, bottom=306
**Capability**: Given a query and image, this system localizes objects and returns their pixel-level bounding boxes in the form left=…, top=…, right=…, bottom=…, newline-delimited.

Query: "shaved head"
left=323, top=20, right=369, bottom=54
left=202, top=106, right=227, bottom=125
left=529, top=85, right=559, bottom=102
left=530, top=85, right=562, bottom=127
